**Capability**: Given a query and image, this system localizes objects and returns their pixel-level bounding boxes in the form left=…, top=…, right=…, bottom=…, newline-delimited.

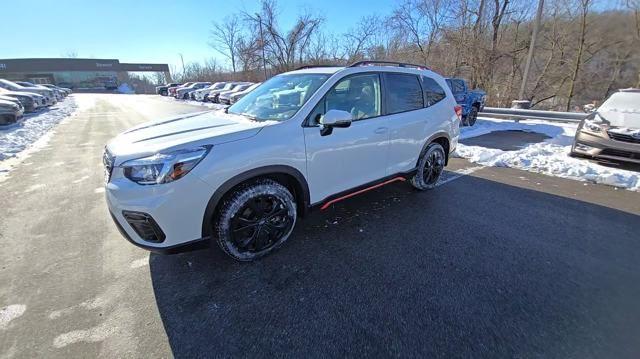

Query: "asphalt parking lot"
left=1, top=94, right=639, bottom=358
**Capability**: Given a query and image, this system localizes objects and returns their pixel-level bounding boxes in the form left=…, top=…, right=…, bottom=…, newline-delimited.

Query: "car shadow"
left=149, top=175, right=640, bottom=358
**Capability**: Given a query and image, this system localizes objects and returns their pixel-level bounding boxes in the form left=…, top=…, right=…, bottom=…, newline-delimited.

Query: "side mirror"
left=320, top=109, right=352, bottom=136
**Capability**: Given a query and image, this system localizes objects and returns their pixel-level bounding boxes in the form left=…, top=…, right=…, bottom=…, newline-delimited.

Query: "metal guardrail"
left=479, top=107, right=588, bottom=123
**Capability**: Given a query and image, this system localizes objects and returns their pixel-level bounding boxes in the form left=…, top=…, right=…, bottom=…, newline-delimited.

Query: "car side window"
left=385, top=73, right=424, bottom=114
left=422, top=76, right=446, bottom=107
left=325, top=74, right=381, bottom=121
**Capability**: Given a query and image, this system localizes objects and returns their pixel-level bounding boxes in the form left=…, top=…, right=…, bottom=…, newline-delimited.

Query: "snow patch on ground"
left=0, top=97, right=78, bottom=180
left=454, top=117, right=640, bottom=191
left=0, top=304, right=26, bottom=329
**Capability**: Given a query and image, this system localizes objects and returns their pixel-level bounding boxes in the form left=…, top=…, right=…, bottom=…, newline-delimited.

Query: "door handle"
left=374, top=127, right=388, bottom=134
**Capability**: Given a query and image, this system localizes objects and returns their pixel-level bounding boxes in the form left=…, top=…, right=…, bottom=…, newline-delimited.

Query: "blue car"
left=446, top=78, right=486, bottom=126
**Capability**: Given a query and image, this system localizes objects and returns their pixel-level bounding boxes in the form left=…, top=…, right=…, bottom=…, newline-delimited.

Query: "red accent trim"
left=320, top=177, right=407, bottom=210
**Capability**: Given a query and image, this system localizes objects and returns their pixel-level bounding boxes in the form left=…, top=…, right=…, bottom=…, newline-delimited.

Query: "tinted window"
left=422, top=76, right=446, bottom=107
left=446, top=79, right=465, bottom=94
left=325, top=73, right=381, bottom=120
left=385, top=73, right=424, bottom=114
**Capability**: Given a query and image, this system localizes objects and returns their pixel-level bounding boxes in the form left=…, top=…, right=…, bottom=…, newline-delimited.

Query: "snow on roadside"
left=0, top=96, right=78, bottom=179
left=454, top=117, right=640, bottom=191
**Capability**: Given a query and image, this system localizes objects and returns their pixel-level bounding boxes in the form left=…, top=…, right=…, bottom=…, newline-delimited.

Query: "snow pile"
left=454, top=117, right=640, bottom=191
left=0, top=97, right=77, bottom=161
left=117, top=83, right=135, bottom=94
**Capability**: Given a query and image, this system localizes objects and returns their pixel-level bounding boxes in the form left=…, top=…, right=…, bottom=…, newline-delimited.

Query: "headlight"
left=121, top=146, right=211, bottom=185
left=582, top=118, right=603, bottom=133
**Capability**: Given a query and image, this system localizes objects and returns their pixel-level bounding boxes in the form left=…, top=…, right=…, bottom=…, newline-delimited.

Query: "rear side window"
left=446, top=79, right=465, bottom=94
left=385, top=73, right=424, bottom=114
left=422, top=77, right=446, bottom=107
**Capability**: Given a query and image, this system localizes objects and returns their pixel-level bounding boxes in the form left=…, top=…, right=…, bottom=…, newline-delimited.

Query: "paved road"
left=1, top=94, right=639, bottom=358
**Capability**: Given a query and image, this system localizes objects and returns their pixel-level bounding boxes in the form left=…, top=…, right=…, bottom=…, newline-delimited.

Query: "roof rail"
left=295, top=64, right=341, bottom=70
left=348, top=60, right=429, bottom=70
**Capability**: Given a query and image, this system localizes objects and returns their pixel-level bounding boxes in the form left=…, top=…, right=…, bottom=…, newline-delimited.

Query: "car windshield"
left=227, top=73, right=330, bottom=122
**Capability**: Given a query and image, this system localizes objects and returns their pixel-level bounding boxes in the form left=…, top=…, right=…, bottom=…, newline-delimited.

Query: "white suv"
left=104, top=61, right=461, bottom=261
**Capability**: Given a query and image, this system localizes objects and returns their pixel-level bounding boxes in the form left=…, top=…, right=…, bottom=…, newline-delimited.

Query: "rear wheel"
left=410, top=143, right=446, bottom=190
left=214, top=179, right=297, bottom=261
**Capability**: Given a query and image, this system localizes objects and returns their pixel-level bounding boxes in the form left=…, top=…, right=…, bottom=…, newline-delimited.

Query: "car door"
left=303, top=72, right=390, bottom=203
left=385, top=72, right=446, bottom=175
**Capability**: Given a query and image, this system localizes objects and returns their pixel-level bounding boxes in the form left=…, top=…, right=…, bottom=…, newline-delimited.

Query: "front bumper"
left=573, top=130, right=640, bottom=164
left=105, top=168, right=216, bottom=253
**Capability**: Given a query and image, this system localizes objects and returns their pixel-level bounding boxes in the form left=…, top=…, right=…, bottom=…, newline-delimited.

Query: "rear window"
left=422, top=77, right=446, bottom=107
left=385, top=73, right=424, bottom=114
left=446, top=79, right=465, bottom=93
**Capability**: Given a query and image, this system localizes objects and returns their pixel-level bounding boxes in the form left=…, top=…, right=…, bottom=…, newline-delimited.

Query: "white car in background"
left=218, top=83, right=254, bottom=105
left=191, top=82, right=227, bottom=101
left=104, top=61, right=460, bottom=261
left=0, top=79, right=55, bottom=105
left=208, top=82, right=249, bottom=103
left=230, top=82, right=261, bottom=104
left=175, top=82, right=212, bottom=100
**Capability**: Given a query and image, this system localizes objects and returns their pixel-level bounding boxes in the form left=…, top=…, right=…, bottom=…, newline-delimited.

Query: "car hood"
left=106, top=110, right=268, bottom=163
left=597, top=110, right=640, bottom=129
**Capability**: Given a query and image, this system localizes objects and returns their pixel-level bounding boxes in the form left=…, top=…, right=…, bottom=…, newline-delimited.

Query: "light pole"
left=518, top=0, right=545, bottom=103
left=178, top=53, right=185, bottom=79
left=256, top=13, right=268, bottom=81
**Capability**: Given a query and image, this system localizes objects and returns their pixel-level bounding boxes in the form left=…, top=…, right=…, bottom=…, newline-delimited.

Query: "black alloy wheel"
left=215, top=179, right=297, bottom=261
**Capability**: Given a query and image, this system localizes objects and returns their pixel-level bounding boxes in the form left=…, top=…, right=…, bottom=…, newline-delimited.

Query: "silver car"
left=0, top=98, right=24, bottom=125
left=571, top=89, right=640, bottom=164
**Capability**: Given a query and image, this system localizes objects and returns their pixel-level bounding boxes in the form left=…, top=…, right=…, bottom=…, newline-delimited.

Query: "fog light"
left=122, top=211, right=166, bottom=243
left=575, top=143, right=594, bottom=152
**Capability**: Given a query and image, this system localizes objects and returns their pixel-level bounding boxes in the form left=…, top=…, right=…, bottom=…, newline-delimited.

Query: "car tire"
left=465, top=106, right=478, bottom=126
left=214, top=179, right=297, bottom=261
left=183, top=93, right=190, bottom=100
left=410, top=142, right=446, bottom=190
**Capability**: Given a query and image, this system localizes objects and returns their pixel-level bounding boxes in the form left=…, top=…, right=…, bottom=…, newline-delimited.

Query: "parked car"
left=0, top=93, right=37, bottom=112
left=41, top=84, right=71, bottom=96
left=0, top=79, right=55, bottom=105
left=571, top=89, right=640, bottom=164
left=175, top=82, right=212, bottom=100
left=0, top=98, right=24, bottom=125
left=14, top=81, right=63, bottom=102
left=191, top=82, right=227, bottom=101
left=218, top=83, right=254, bottom=105
left=445, top=78, right=486, bottom=126
left=168, top=82, right=192, bottom=97
left=156, top=83, right=181, bottom=96
left=0, top=88, right=44, bottom=111
left=229, top=83, right=261, bottom=104
left=208, top=82, right=248, bottom=103
left=104, top=61, right=460, bottom=260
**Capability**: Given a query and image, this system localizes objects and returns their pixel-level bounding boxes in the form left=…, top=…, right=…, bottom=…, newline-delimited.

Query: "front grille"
left=122, top=211, right=166, bottom=243
left=607, top=131, right=640, bottom=144
left=600, top=148, right=640, bottom=160
left=103, top=148, right=115, bottom=183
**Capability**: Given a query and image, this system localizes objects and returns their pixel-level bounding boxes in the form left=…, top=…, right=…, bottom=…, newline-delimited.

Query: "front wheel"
left=214, top=179, right=297, bottom=261
left=465, top=106, right=478, bottom=126
left=410, top=143, right=446, bottom=190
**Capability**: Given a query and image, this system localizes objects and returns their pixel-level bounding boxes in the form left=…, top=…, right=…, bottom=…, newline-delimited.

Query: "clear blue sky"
left=1, top=0, right=394, bottom=70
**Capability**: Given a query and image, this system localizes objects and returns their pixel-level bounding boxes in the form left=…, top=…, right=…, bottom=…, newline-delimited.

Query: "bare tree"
left=244, top=0, right=323, bottom=71
left=343, top=15, right=380, bottom=62
left=209, top=16, right=242, bottom=73
left=62, top=50, right=78, bottom=58
left=565, top=0, right=592, bottom=111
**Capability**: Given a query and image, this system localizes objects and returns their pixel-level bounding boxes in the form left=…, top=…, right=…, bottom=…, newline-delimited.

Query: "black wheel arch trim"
left=201, top=165, right=311, bottom=240
left=418, top=132, right=452, bottom=166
